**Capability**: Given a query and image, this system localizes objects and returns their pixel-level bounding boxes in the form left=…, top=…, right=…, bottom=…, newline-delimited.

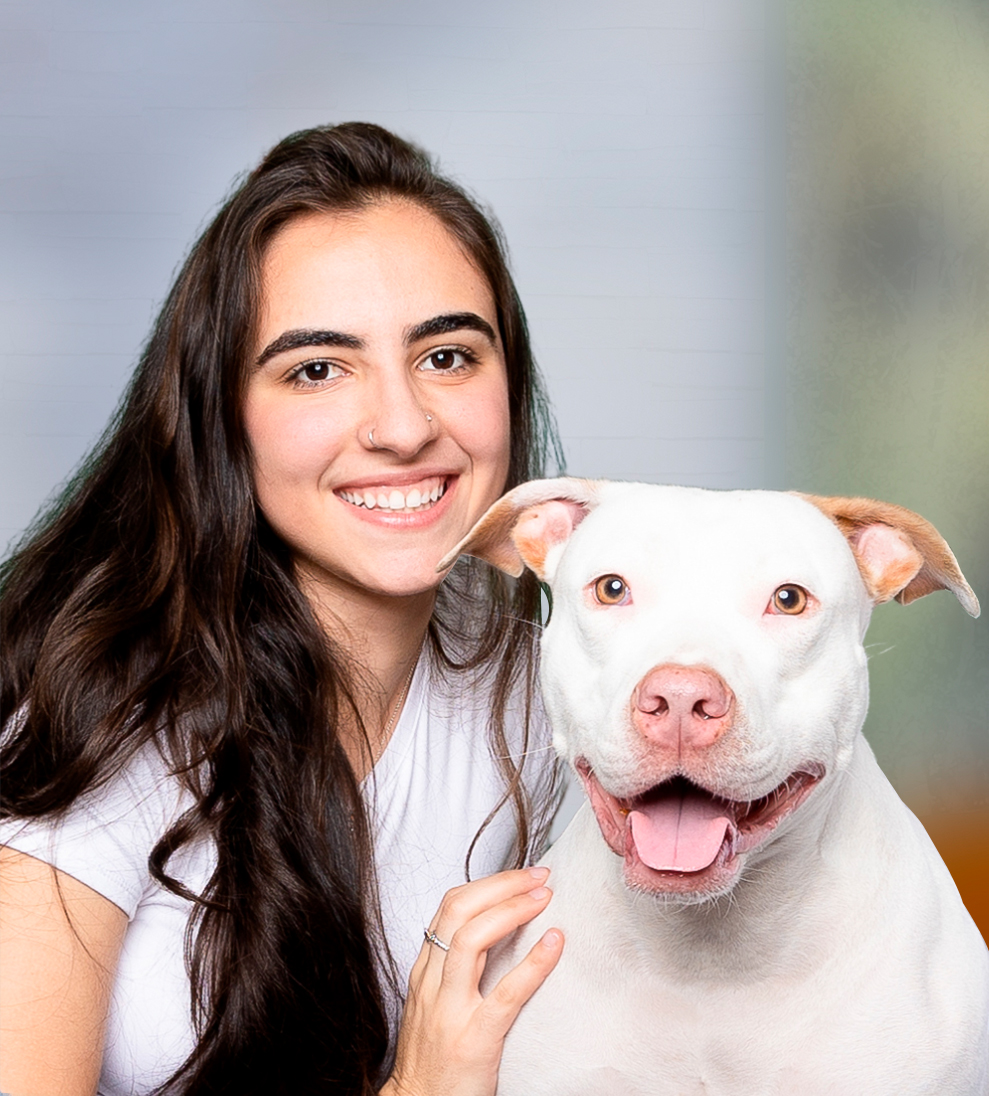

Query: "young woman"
left=0, top=123, right=565, bottom=1096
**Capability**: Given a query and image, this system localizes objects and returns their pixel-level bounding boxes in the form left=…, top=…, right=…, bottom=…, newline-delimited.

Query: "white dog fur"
left=440, top=479, right=989, bottom=1096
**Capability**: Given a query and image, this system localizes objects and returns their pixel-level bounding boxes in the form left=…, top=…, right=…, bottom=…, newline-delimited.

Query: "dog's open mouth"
left=576, top=761, right=823, bottom=894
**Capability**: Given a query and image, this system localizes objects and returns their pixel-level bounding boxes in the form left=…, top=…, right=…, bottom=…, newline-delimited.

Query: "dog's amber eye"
left=594, top=575, right=629, bottom=605
left=771, top=585, right=808, bottom=615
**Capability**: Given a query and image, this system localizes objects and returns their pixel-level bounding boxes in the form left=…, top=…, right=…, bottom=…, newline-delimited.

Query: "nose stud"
left=425, top=413, right=433, bottom=422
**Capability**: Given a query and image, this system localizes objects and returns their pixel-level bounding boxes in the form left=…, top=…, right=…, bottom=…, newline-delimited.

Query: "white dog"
left=440, top=479, right=989, bottom=1096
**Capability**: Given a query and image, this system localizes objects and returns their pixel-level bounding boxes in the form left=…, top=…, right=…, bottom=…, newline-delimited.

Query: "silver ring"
left=423, top=927, right=450, bottom=952
left=368, top=429, right=378, bottom=448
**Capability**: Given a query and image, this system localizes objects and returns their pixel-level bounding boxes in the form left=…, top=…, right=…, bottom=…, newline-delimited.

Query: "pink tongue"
left=629, top=787, right=731, bottom=872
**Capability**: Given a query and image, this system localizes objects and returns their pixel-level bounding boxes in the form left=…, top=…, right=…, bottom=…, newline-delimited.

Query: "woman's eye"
left=770, top=584, right=809, bottom=615
left=593, top=575, right=630, bottom=606
left=289, top=359, right=341, bottom=387
left=419, top=348, right=474, bottom=373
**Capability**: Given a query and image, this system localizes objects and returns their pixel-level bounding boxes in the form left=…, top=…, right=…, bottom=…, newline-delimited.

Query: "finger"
left=439, top=886, right=553, bottom=985
left=419, top=867, right=550, bottom=976
left=428, top=867, right=550, bottom=938
left=480, top=928, right=565, bottom=1038
left=417, top=926, right=452, bottom=973
left=408, top=935, right=436, bottom=990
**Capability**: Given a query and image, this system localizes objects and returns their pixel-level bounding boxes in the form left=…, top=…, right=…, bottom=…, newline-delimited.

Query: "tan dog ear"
left=437, top=477, right=600, bottom=579
left=799, top=494, right=980, bottom=617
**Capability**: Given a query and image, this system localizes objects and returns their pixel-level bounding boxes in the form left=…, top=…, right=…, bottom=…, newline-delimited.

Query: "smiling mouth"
left=576, top=760, right=823, bottom=893
left=337, top=476, right=449, bottom=513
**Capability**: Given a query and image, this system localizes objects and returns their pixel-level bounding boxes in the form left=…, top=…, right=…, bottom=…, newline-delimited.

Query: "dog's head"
left=440, top=479, right=979, bottom=901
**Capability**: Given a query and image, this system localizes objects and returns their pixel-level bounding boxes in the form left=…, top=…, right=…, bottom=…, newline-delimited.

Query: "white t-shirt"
left=0, top=652, right=558, bottom=1096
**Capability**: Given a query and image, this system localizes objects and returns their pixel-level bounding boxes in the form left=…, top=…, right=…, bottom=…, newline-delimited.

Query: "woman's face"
left=244, top=201, right=512, bottom=601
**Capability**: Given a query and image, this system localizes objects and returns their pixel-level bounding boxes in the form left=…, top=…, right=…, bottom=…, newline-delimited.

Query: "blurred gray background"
left=0, top=0, right=772, bottom=554
left=2, top=0, right=987, bottom=915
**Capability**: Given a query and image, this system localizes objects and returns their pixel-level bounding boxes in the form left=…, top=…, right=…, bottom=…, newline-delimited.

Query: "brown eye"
left=420, top=348, right=472, bottom=372
left=291, top=359, right=342, bottom=386
left=302, top=361, right=331, bottom=381
left=771, top=585, right=808, bottom=615
left=429, top=349, right=457, bottom=370
left=594, top=575, right=629, bottom=605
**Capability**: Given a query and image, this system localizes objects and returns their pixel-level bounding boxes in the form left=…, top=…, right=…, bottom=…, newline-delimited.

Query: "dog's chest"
left=498, top=949, right=854, bottom=1095
left=497, top=942, right=967, bottom=1096
left=491, top=800, right=989, bottom=1096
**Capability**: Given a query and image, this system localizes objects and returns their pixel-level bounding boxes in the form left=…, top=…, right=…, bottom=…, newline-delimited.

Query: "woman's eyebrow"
left=405, top=312, right=497, bottom=346
left=255, top=313, right=497, bottom=368
left=255, top=328, right=364, bottom=366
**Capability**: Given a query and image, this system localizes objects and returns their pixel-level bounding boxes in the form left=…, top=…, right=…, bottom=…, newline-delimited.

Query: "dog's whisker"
left=500, top=614, right=545, bottom=631
left=491, top=744, right=558, bottom=760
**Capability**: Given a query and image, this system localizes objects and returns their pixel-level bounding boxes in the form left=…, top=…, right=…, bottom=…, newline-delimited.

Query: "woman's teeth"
left=338, top=478, right=447, bottom=512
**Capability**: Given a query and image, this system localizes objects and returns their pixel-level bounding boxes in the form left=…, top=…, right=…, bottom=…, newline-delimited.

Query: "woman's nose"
left=360, top=371, right=436, bottom=457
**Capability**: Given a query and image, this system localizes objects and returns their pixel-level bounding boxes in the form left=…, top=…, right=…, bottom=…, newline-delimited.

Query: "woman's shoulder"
left=423, top=646, right=549, bottom=734
left=0, top=741, right=198, bottom=918
left=413, top=649, right=559, bottom=815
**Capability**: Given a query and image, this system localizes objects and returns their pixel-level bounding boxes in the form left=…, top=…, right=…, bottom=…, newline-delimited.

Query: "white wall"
left=0, top=0, right=772, bottom=550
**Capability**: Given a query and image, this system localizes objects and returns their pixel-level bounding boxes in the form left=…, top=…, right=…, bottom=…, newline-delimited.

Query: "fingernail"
left=528, top=866, right=549, bottom=881
left=528, top=886, right=550, bottom=900
left=541, top=929, right=562, bottom=948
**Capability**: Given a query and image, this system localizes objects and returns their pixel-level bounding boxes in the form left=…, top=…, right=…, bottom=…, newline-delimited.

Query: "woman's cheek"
left=247, top=396, right=347, bottom=486
left=442, top=375, right=511, bottom=471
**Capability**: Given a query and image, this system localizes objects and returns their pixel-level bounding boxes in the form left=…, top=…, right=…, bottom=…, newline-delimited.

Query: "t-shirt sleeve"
left=0, top=746, right=186, bottom=919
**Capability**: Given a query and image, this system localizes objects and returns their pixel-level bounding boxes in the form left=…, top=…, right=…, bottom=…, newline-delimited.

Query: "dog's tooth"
left=377, top=491, right=390, bottom=509
left=363, top=491, right=376, bottom=509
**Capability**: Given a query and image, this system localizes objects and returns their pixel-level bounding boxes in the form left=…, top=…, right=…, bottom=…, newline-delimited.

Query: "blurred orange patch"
left=920, top=809, right=989, bottom=945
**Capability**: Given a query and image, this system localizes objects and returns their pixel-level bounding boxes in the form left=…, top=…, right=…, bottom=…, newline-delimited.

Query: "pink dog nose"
left=632, top=664, right=734, bottom=751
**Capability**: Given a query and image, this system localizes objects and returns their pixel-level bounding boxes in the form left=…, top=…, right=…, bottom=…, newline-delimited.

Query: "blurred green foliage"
left=786, top=0, right=989, bottom=809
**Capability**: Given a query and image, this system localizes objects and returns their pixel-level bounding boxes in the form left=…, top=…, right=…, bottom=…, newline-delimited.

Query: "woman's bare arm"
left=0, top=846, right=127, bottom=1096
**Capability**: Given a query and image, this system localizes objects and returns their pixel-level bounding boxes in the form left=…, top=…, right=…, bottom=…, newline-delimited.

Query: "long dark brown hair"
left=0, top=123, right=562, bottom=1095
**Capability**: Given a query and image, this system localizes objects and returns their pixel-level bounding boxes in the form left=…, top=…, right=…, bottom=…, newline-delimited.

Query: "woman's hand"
left=381, top=866, right=564, bottom=1096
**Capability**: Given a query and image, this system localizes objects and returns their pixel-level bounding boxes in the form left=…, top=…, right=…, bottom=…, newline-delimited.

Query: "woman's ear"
left=798, top=493, right=980, bottom=617
left=437, top=477, right=600, bottom=580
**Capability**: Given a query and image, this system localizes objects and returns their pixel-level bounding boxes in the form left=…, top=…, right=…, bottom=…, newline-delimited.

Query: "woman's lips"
left=336, top=475, right=448, bottom=513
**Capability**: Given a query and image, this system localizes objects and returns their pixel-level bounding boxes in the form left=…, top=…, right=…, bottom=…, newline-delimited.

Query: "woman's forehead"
left=256, top=201, right=497, bottom=342
left=261, top=201, right=485, bottom=289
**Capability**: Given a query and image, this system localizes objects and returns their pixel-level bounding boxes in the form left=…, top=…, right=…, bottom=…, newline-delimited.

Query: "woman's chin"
left=293, top=548, right=451, bottom=606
